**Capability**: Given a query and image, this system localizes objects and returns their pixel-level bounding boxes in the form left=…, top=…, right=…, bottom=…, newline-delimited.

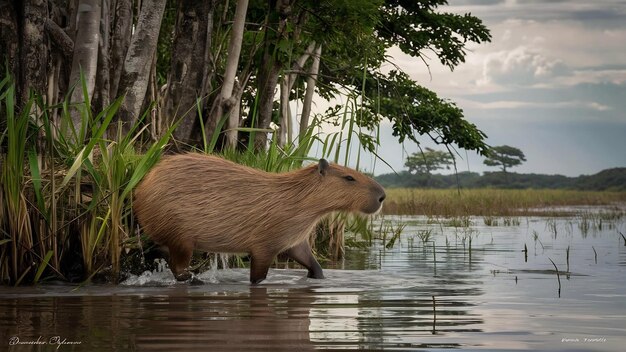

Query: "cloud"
left=373, top=1, right=626, bottom=177
left=456, top=98, right=613, bottom=112
left=447, top=1, right=626, bottom=26
left=449, top=0, right=505, bottom=5
left=476, top=46, right=569, bottom=88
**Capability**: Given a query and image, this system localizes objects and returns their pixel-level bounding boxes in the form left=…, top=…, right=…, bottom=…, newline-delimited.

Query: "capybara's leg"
left=250, top=253, right=274, bottom=284
left=284, top=241, right=324, bottom=279
left=168, top=241, right=193, bottom=281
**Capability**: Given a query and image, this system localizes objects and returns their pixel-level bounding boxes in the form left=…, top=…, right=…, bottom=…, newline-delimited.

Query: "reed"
left=548, top=258, right=562, bottom=298
left=523, top=244, right=528, bottom=263
left=1, top=63, right=387, bottom=283
left=383, top=188, right=626, bottom=217
left=592, top=246, right=598, bottom=264
left=546, top=219, right=558, bottom=238
left=0, top=74, right=173, bottom=284
left=417, top=229, right=433, bottom=246
left=432, top=240, right=436, bottom=272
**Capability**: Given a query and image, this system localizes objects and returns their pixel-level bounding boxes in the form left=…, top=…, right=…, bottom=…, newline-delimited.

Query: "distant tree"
left=405, top=148, right=454, bottom=175
left=483, top=145, right=526, bottom=181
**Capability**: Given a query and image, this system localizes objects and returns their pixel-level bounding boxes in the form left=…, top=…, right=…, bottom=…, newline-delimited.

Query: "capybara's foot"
left=168, top=241, right=193, bottom=282
left=250, top=277, right=266, bottom=285
left=189, top=276, right=204, bottom=285
left=307, top=270, right=325, bottom=279
left=174, top=270, right=192, bottom=281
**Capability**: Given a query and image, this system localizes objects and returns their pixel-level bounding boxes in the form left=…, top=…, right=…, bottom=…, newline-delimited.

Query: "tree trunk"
left=67, top=0, right=101, bottom=134
left=163, top=0, right=215, bottom=144
left=94, top=0, right=111, bottom=112
left=278, top=77, right=290, bottom=146
left=0, top=0, right=20, bottom=91
left=287, top=41, right=315, bottom=91
left=251, top=51, right=281, bottom=150
left=109, top=0, right=133, bottom=99
left=116, top=0, right=167, bottom=134
left=247, top=0, right=294, bottom=150
left=299, top=44, right=321, bottom=141
left=212, top=0, right=248, bottom=149
left=21, top=0, right=49, bottom=103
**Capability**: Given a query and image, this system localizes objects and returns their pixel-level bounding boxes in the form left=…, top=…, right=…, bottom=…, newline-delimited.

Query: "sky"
left=320, top=0, right=626, bottom=177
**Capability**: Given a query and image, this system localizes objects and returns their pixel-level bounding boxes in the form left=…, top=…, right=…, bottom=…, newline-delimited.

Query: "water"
left=2, top=214, right=625, bottom=351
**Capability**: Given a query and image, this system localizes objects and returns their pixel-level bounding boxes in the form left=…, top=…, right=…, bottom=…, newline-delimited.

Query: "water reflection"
left=0, top=277, right=483, bottom=351
left=2, top=213, right=625, bottom=351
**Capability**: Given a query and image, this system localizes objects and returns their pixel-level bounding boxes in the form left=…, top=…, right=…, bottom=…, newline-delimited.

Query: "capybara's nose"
left=379, top=193, right=386, bottom=203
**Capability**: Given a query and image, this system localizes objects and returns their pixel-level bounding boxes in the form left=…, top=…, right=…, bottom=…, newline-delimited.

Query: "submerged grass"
left=383, top=188, right=626, bottom=217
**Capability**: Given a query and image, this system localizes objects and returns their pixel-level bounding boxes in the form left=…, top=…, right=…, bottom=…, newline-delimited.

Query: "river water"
left=1, top=214, right=625, bottom=351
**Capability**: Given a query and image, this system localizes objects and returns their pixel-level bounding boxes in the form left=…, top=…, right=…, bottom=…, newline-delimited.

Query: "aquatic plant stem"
left=548, top=258, right=561, bottom=298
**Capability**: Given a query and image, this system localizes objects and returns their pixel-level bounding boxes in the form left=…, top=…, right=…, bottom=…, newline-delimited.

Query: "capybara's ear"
left=318, top=159, right=329, bottom=176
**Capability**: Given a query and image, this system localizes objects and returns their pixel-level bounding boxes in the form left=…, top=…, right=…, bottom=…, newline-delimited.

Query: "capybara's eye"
left=343, top=175, right=356, bottom=182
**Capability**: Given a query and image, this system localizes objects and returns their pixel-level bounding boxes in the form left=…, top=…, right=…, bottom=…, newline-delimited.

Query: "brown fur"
left=133, top=153, right=386, bottom=283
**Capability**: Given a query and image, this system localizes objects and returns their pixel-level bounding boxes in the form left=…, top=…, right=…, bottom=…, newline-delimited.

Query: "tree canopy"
left=483, top=145, right=527, bottom=174
left=1, top=0, right=492, bottom=154
left=405, top=148, right=454, bottom=175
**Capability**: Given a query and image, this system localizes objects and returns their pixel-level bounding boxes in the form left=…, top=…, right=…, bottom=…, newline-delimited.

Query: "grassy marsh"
left=382, top=188, right=626, bottom=217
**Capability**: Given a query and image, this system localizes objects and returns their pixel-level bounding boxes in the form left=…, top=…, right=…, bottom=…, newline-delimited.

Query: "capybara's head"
left=316, top=159, right=386, bottom=214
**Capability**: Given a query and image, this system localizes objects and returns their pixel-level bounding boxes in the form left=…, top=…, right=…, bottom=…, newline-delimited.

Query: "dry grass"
left=382, top=188, right=626, bottom=217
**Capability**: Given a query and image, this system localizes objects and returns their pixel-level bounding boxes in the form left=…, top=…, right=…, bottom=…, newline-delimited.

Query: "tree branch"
left=45, top=19, right=73, bottom=59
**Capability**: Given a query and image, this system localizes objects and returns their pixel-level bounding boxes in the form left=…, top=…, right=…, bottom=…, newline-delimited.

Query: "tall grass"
left=1, top=70, right=382, bottom=283
left=0, top=75, right=172, bottom=284
left=383, top=188, right=626, bottom=217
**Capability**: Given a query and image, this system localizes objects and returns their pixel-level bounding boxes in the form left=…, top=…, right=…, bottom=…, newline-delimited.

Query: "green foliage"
left=1, top=0, right=496, bottom=282
left=574, top=168, right=626, bottom=191
left=405, top=148, right=454, bottom=174
left=377, top=0, right=492, bottom=69
left=483, top=145, right=527, bottom=173
left=0, top=74, right=173, bottom=285
left=233, top=0, right=491, bottom=154
left=357, top=70, right=488, bottom=154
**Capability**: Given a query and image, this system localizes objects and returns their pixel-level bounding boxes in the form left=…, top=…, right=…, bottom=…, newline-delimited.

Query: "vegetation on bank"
left=0, top=75, right=373, bottom=285
left=376, top=168, right=626, bottom=191
left=382, top=188, right=626, bottom=217
left=1, top=1, right=496, bottom=285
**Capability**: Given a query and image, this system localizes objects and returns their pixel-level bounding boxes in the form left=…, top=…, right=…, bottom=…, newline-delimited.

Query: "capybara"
left=133, top=154, right=386, bottom=284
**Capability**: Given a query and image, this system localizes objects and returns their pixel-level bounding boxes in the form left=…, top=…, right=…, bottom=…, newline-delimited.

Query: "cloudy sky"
left=351, top=0, right=626, bottom=176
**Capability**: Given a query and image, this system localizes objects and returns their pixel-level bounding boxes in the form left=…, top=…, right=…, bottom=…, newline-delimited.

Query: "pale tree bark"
left=299, top=44, right=321, bottom=142
left=278, top=78, right=290, bottom=146
left=286, top=41, right=315, bottom=91
left=213, top=0, right=249, bottom=149
left=164, top=0, right=215, bottom=144
left=116, top=0, right=167, bottom=134
left=67, top=1, right=100, bottom=91
left=278, top=40, right=316, bottom=146
left=109, top=0, right=133, bottom=99
left=67, top=0, right=101, bottom=133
